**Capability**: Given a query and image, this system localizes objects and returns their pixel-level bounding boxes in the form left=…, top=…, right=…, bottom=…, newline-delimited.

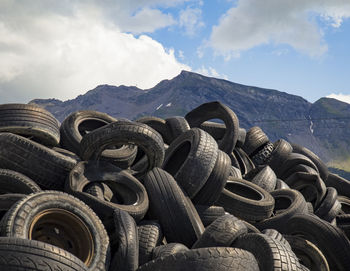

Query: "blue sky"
left=0, top=0, right=350, bottom=104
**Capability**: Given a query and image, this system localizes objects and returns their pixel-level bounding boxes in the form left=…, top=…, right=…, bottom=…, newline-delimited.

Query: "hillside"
left=31, top=70, right=350, bottom=170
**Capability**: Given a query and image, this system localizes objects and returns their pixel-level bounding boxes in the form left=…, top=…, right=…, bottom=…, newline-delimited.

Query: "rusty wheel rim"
left=29, top=208, right=94, bottom=266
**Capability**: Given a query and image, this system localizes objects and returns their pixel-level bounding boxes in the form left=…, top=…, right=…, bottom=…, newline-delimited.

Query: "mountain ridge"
left=30, top=70, right=350, bottom=170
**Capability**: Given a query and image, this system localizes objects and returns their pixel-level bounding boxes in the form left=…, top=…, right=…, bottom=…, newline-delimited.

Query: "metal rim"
left=29, top=208, right=94, bottom=266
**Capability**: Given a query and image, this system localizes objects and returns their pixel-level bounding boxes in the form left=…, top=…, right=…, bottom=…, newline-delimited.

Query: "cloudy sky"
left=1, top=0, right=350, bottom=104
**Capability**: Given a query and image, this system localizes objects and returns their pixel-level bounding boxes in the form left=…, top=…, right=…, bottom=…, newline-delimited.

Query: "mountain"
left=30, top=70, right=350, bottom=171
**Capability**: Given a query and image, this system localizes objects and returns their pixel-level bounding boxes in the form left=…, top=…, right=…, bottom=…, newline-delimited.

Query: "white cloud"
left=0, top=1, right=190, bottom=103
left=210, top=0, right=350, bottom=57
left=179, top=6, right=205, bottom=36
left=326, top=93, right=350, bottom=104
left=195, top=66, right=221, bottom=78
left=178, top=50, right=185, bottom=59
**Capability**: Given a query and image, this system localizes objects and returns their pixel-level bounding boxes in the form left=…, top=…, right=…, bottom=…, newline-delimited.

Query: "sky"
left=0, top=0, right=350, bottom=104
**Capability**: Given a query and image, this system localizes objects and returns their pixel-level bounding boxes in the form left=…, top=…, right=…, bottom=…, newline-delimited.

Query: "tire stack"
left=0, top=102, right=348, bottom=270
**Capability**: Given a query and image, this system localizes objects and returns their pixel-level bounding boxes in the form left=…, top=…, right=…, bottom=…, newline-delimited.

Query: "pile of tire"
left=0, top=102, right=349, bottom=270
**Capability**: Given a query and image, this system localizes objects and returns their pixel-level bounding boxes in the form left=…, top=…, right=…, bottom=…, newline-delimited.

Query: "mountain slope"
left=30, top=70, right=350, bottom=169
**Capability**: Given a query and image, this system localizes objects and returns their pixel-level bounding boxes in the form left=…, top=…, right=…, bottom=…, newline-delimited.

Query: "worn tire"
left=165, top=116, right=190, bottom=143
left=80, top=121, right=164, bottom=178
left=255, top=189, right=308, bottom=232
left=284, top=172, right=326, bottom=209
left=286, top=214, right=350, bottom=271
left=60, top=110, right=117, bottom=155
left=195, top=205, right=226, bottom=227
left=325, top=173, right=350, bottom=198
left=144, top=168, right=204, bottom=247
left=242, top=126, right=269, bottom=156
left=284, top=235, right=329, bottom=271
left=136, top=116, right=172, bottom=145
left=233, top=232, right=303, bottom=271
left=245, top=165, right=277, bottom=192
left=66, top=161, right=149, bottom=224
left=0, top=237, right=88, bottom=271
left=185, top=101, right=240, bottom=154
left=0, top=103, right=60, bottom=146
left=251, top=142, right=274, bottom=166
left=267, top=139, right=293, bottom=172
left=315, top=187, right=342, bottom=222
left=192, top=150, right=231, bottom=205
left=139, top=247, right=259, bottom=271
left=138, top=221, right=163, bottom=266
left=109, top=209, right=138, bottom=271
left=192, top=214, right=247, bottom=249
left=217, top=178, right=275, bottom=222
left=162, top=128, right=218, bottom=198
left=0, top=169, right=41, bottom=194
left=291, top=143, right=329, bottom=181
left=0, top=133, right=77, bottom=190
left=152, top=243, right=189, bottom=259
left=0, top=191, right=110, bottom=271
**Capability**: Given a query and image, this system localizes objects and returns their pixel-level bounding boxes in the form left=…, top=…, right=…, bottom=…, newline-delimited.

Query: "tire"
left=267, top=139, right=293, bottom=172
left=109, top=209, right=138, bottom=271
left=338, top=196, right=350, bottom=214
left=0, top=169, right=41, bottom=194
left=53, top=146, right=81, bottom=161
left=336, top=214, right=350, bottom=238
left=60, top=110, right=117, bottom=154
left=286, top=214, right=350, bottom=271
left=192, top=150, right=231, bottom=205
left=83, top=182, right=114, bottom=202
left=144, top=168, right=204, bottom=247
left=0, top=103, right=60, bottom=146
left=236, top=127, right=247, bottom=148
left=139, top=247, right=260, bottom=271
left=0, top=194, right=25, bottom=221
left=162, top=128, right=218, bottom=198
left=284, top=172, right=326, bottom=209
left=229, top=166, right=242, bottom=179
left=315, top=187, right=342, bottom=222
left=276, top=153, right=319, bottom=179
left=251, top=142, right=274, bottom=166
left=136, top=116, right=172, bottom=145
left=185, top=101, right=240, bottom=154
left=242, top=126, right=269, bottom=156
left=234, top=148, right=255, bottom=176
left=66, top=161, right=149, bottom=223
left=325, top=173, right=350, bottom=198
left=195, top=205, right=226, bottom=227
left=284, top=235, right=330, bottom=271
left=262, top=229, right=291, bottom=250
left=165, top=116, right=190, bottom=143
left=80, top=121, right=164, bottom=177
left=80, top=120, right=164, bottom=178
left=291, top=143, right=329, bottom=182
left=275, top=179, right=290, bottom=190
left=152, top=243, right=189, bottom=259
left=280, top=164, right=318, bottom=181
left=192, top=214, right=247, bottom=249
left=245, top=165, right=277, bottom=192
left=233, top=232, right=303, bottom=271
left=0, top=237, right=88, bottom=271
left=199, top=121, right=225, bottom=141
left=217, top=178, right=275, bottom=222
left=0, top=191, right=110, bottom=271
left=254, top=189, right=308, bottom=232
left=0, top=133, right=77, bottom=190
left=138, top=221, right=163, bottom=266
